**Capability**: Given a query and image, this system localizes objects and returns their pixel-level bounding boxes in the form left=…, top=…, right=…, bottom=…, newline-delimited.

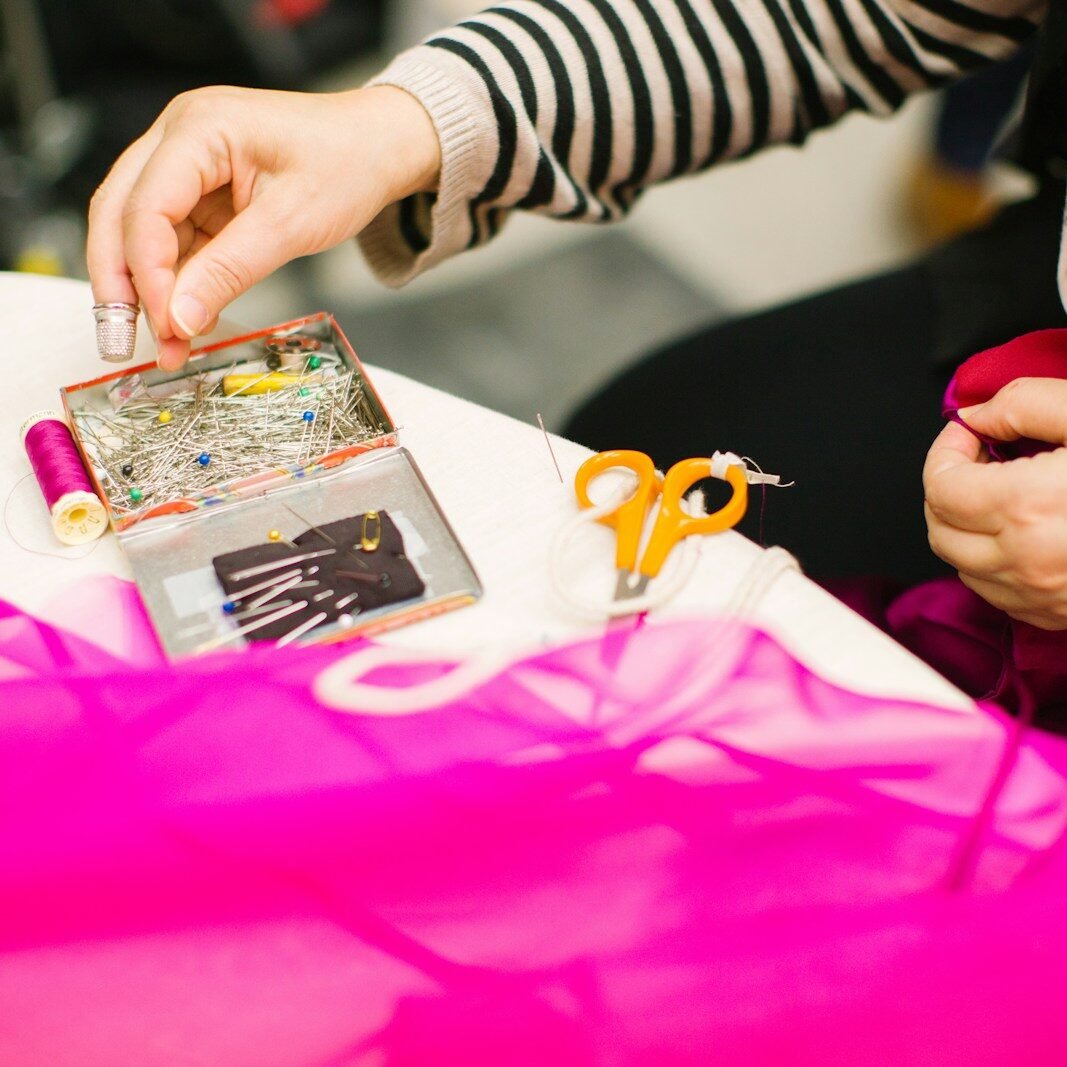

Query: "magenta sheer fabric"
left=2, top=582, right=1067, bottom=1064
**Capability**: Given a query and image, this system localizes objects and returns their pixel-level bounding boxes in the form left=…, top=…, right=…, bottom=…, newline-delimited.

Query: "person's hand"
left=923, top=377, right=1067, bottom=630
left=88, top=84, right=441, bottom=370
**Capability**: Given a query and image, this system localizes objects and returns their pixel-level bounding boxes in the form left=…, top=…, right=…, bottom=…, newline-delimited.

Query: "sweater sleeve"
left=358, top=0, right=1045, bottom=286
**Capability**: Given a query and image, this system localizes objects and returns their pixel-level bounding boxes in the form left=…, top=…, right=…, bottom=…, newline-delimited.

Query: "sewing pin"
left=276, top=611, right=329, bottom=647
left=336, top=569, right=391, bottom=588
left=229, top=598, right=295, bottom=621
left=267, top=528, right=298, bottom=549
left=281, top=502, right=336, bottom=544
left=245, top=572, right=307, bottom=611
left=225, top=568, right=303, bottom=603
left=227, top=549, right=334, bottom=582
left=281, top=501, right=369, bottom=569
left=537, top=412, right=564, bottom=483
left=194, top=599, right=309, bottom=653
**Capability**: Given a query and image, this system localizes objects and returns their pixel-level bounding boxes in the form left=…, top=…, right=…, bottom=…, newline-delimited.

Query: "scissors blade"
left=614, top=570, right=650, bottom=602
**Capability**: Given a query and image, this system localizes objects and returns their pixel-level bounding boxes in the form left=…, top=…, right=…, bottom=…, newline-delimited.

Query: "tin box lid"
left=118, top=446, right=481, bottom=659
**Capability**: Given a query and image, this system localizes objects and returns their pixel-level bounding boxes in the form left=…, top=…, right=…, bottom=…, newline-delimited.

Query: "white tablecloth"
left=1, top=271, right=969, bottom=709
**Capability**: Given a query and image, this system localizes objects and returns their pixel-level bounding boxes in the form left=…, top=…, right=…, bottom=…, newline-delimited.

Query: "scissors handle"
left=574, top=449, right=661, bottom=573
left=638, top=457, right=749, bottom=578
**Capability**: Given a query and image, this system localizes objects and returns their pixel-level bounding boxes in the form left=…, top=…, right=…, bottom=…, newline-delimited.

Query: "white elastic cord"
left=314, top=547, right=802, bottom=718
left=723, top=545, right=801, bottom=620
left=313, top=643, right=516, bottom=716
left=710, top=450, right=742, bottom=479
left=649, top=546, right=802, bottom=720
left=548, top=484, right=706, bottom=619
left=315, top=545, right=802, bottom=717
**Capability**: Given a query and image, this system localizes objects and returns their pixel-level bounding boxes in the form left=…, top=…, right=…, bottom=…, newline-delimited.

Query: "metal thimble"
left=92, top=302, right=139, bottom=363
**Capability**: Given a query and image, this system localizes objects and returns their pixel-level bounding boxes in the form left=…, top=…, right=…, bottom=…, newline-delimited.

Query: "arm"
left=85, top=0, right=1045, bottom=367
left=361, top=0, right=1045, bottom=284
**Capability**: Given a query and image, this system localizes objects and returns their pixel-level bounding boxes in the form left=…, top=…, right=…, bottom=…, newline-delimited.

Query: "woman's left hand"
left=923, top=377, right=1067, bottom=630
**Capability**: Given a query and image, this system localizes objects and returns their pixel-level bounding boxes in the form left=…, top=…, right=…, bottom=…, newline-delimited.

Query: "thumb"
left=961, top=377, right=1067, bottom=446
left=169, top=194, right=301, bottom=341
left=924, top=419, right=982, bottom=480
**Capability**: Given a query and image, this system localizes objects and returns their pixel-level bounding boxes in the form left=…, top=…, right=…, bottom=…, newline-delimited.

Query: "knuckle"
left=87, top=181, right=113, bottom=222
left=997, top=378, right=1033, bottom=433
left=163, top=86, right=227, bottom=125
left=1013, top=561, right=1046, bottom=592
left=167, top=86, right=209, bottom=113
left=1014, top=542, right=1067, bottom=594
left=203, top=247, right=251, bottom=302
left=927, top=529, right=951, bottom=564
left=1001, top=480, right=1035, bottom=522
left=119, top=193, right=151, bottom=233
left=998, top=376, right=1029, bottom=403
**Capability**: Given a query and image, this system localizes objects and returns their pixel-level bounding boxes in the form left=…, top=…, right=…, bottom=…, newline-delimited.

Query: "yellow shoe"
left=14, top=245, right=66, bottom=276
left=904, top=157, right=999, bottom=244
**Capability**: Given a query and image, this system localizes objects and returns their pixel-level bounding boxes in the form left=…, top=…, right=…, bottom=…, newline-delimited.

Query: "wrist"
left=352, top=85, right=441, bottom=200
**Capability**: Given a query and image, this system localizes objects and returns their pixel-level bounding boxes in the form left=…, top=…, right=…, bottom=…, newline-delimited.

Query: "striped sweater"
left=358, top=0, right=1045, bottom=286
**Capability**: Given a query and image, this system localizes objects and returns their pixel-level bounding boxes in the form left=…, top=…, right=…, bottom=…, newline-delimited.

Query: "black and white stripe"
left=375, top=0, right=1044, bottom=268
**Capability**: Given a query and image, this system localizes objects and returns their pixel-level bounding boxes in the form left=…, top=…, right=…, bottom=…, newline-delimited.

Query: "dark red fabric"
left=946, top=328, right=1067, bottom=409
left=943, top=327, right=1067, bottom=460
left=835, top=329, right=1067, bottom=731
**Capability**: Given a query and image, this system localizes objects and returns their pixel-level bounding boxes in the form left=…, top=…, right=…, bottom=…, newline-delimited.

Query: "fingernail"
left=958, top=404, right=984, bottom=420
left=171, top=293, right=208, bottom=338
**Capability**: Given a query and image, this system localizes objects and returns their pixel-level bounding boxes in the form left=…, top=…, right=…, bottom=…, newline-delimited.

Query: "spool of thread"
left=19, top=409, right=108, bottom=545
left=222, top=371, right=321, bottom=396
left=266, top=334, right=321, bottom=362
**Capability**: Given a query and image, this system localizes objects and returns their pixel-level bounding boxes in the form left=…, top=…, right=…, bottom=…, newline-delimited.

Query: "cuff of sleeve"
left=358, top=48, right=498, bottom=287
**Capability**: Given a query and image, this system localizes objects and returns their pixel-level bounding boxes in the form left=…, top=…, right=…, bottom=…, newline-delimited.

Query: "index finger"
left=86, top=128, right=162, bottom=307
left=123, top=130, right=230, bottom=344
left=923, top=420, right=1010, bottom=534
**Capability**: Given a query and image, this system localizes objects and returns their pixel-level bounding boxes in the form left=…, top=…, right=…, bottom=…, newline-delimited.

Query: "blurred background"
left=0, top=0, right=1034, bottom=429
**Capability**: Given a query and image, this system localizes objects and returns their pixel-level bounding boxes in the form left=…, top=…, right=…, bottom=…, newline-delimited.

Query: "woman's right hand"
left=87, top=83, right=441, bottom=369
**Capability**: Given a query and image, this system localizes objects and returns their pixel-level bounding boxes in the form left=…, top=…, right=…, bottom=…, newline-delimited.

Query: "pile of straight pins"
left=73, top=364, right=384, bottom=513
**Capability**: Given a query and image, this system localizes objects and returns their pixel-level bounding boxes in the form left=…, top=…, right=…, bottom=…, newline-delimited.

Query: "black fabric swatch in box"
left=211, top=509, right=425, bottom=643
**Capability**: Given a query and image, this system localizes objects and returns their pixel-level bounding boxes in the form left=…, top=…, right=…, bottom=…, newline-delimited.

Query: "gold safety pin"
left=360, top=510, right=382, bottom=552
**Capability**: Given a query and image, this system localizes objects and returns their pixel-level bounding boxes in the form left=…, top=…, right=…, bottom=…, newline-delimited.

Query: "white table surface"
left=1, top=271, right=970, bottom=710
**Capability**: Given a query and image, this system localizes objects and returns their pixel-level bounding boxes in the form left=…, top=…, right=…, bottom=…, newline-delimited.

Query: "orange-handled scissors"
left=574, top=449, right=749, bottom=600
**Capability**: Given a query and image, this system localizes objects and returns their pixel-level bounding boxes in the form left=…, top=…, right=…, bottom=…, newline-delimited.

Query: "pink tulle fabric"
left=3, top=581, right=1067, bottom=1064
left=834, top=329, right=1067, bottom=728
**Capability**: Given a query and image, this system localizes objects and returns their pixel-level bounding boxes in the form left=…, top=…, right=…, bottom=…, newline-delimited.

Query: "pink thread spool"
left=19, top=410, right=107, bottom=545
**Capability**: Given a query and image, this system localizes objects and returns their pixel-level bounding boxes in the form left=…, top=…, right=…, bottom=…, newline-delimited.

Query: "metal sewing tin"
left=60, top=312, right=396, bottom=530
left=60, top=313, right=482, bottom=658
